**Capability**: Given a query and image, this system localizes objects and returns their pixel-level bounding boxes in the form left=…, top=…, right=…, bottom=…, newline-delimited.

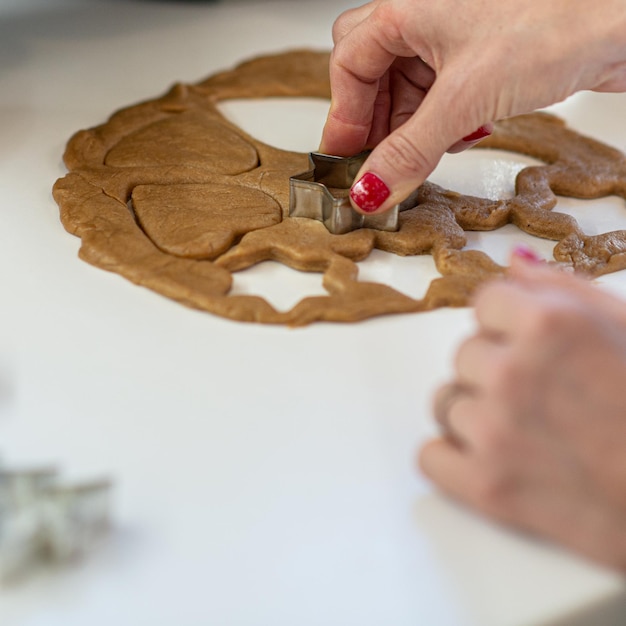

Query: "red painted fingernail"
left=350, top=172, right=390, bottom=213
left=462, top=125, right=492, bottom=142
left=512, top=244, right=542, bottom=263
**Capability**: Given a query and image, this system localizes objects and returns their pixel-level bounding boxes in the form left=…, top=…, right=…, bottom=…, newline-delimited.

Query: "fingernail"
left=462, top=125, right=492, bottom=142
left=512, top=244, right=542, bottom=263
left=350, top=172, right=390, bottom=213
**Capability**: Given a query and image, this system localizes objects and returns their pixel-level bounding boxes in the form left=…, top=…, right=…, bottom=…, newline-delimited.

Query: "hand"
left=320, top=0, right=626, bottom=214
left=419, top=250, right=626, bottom=570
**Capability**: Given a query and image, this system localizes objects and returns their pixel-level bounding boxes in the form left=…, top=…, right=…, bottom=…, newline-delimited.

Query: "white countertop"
left=1, top=1, right=626, bottom=624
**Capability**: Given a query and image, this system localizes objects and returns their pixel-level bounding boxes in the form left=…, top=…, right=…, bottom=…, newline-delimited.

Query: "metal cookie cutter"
left=0, top=464, right=112, bottom=581
left=289, top=152, right=400, bottom=235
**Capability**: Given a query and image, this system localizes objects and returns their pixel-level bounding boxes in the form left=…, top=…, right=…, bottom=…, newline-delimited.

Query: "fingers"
left=433, top=382, right=470, bottom=440
left=319, top=4, right=417, bottom=157
left=348, top=66, right=489, bottom=214
left=366, top=71, right=392, bottom=148
left=321, top=3, right=494, bottom=213
left=472, top=281, right=533, bottom=338
left=365, top=57, right=436, bottom=148
left=330, top=1, right=378, bottom=44
left=454, top=333, right=507, bottom=390
left=387, top=58, right=435, bottom=132
left=509, top=251, right=626, bottom=321
left=359, top=57, right=434, bottom=147
left=419, top=438, right=481, bottom=504
left=472, top=250, right=626, bottom=339
left=471, top=251, right=569, bottom=337
left=446, top=123, right=494, bottom=154
left=419, top=437, right=526, bottom=529
left=433, top=381, right=490, bottom=450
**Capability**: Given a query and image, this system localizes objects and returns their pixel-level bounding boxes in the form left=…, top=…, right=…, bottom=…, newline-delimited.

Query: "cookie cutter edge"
left=289, top=152, right=400, bottom=235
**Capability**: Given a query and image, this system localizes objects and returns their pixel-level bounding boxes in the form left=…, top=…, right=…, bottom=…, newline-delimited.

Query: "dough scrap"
left=53, top=49, right=626, bottom=325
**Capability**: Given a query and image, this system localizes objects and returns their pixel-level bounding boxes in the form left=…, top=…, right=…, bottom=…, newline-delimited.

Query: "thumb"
left=349, top=74, right=488, bottom=214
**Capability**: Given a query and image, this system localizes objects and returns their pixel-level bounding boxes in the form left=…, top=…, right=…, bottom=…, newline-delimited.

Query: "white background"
left=2, top=1, right=626, bottom=624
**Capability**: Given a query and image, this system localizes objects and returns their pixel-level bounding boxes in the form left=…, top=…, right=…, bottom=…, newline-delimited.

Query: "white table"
left=1, top=1, right=626, bottom=624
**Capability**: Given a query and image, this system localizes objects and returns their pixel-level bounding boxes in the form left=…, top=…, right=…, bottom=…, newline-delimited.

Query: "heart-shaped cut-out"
left=132, top=182, right=281, bottom=259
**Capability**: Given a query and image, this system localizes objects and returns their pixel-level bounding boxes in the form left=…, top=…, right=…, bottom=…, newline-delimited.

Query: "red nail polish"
left=462, top=125, right=492, bottom=142
left=350, top=172, right=390, bottom=213
left=512, top=244, right=542, bottom=263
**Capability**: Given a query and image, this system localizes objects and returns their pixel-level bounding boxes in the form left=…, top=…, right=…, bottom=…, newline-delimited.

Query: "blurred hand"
left=420, top=251, right=626, bottom=570
left=320, top=0, right=626, bottom=214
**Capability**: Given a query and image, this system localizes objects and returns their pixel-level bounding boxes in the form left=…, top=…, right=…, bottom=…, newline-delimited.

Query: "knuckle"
left=522, top=303, right=587, bottom=363
left=524, top=305, right=563, bottom=339
left=487, top=356, right=522, bottom=396
left=522, top=302, right=581, bottom=347
left=474, top=419, right=511, bottom=455
left=332, top=14, right=350, bottom=43
left=332, top=6, right=367, bottom=43
left=380, top=131, right=434, bottom=179
left=372, top=1, right=395, bottom=26
left=473, top=467, right=518, bottom=513
left=454, top=335, right=481, bottom=374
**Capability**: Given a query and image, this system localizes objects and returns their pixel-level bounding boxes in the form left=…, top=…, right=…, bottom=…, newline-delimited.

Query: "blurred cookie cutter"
left=0, top=464, right=112, bottom=581
left=289, top=152, right=401, bottom=235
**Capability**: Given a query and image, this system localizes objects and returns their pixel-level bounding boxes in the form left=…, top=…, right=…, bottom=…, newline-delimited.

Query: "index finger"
left=473, top=280, right=535, bottom=338
left=330, top=1, right=378, bottom=45
left=319, top=4, right=417, bottom=156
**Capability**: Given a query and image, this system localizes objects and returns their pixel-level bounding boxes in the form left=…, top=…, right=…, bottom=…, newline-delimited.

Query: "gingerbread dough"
left=53, top=50, right=626, bottom=325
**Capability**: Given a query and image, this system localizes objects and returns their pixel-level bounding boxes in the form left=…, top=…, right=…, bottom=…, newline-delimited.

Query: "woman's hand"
left=420, top=251, right=626, bottom=570
left=320, top=0, right=626, bottom=214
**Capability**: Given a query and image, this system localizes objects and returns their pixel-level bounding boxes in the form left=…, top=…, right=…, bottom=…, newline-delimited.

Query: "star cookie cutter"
left=289, top=152, right=401, bottom=235
left=0, top=463, right=112, bottom=581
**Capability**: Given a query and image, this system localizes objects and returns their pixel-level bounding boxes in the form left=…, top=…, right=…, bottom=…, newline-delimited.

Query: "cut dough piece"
left=132, top=182, right=281, bottom=260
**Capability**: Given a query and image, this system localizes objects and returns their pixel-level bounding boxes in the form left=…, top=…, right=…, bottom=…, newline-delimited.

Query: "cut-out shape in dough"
left=132, top=183, right=281, bottom=259
left=216, top=97, right=330, bottom=153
